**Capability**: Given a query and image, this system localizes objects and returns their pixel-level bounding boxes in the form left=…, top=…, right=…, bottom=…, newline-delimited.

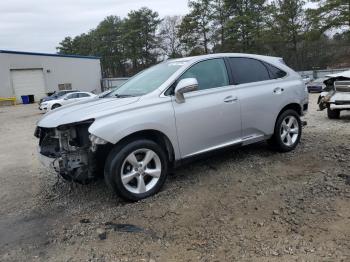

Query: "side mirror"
left=64, top=97, right=68, bottom=100
left=174, top=78, right=198, bottom=103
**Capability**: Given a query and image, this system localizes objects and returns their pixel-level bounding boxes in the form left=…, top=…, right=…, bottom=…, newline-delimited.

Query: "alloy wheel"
left=120, top=148, right=162, bottom=194
left=280, top=115, right=300, bottom=147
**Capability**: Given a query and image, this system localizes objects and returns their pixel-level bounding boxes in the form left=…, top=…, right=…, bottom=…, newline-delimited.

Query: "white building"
left=0, top=50, right=102, bottom=103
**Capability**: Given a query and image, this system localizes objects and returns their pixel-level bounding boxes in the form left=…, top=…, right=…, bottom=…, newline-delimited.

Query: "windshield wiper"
left=114, top=94, right=136, bottom=98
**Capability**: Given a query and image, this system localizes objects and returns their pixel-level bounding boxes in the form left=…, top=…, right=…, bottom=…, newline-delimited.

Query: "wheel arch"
left=51, top=103, right=61, bottom=108
left=272, top=103, right=302, bottom=131
left=110, top=129, right=176, bottom=166
left=277, top=103, right=302, bottom=119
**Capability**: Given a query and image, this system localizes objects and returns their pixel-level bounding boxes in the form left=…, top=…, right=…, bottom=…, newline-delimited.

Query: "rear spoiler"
left=278, top=58, right=286, bottom=65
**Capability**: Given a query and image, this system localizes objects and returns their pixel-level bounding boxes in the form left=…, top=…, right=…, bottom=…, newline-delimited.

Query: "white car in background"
left=318, top=70, right=350, bottom=118
left=39, top=91, right=97, bottom=112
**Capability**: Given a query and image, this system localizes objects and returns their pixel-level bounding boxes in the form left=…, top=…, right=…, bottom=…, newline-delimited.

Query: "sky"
left=0, top=0, right=189, bottom=53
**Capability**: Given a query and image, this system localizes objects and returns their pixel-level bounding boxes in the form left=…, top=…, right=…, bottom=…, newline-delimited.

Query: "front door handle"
left=223, top=96, right=238, bottom=103
left=273, top=87, right=284, bottom=94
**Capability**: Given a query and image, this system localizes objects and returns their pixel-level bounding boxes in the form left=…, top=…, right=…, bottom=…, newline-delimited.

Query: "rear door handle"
left=223, top=96, right=238, bottom=103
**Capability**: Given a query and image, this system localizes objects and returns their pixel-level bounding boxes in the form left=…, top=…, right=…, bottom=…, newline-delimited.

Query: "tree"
left=57, top=8, right=161, bottom=77
left=178, top=0, right=212, bottom=55
left=93, top=16, right=126, bottom=77
left=57, top=37, right=75, bottom=54
left=267, top=0, right=307, bottom=68
left=158, top=16, right=183, bottom=58
left=56, top=3, right=350, bottom=75
left=210, top=0, right=229, bottom=51
left=224, top=0, right=269, bottom=53
left=123, top=7, right=161, bottom=73
left=308, top=0, right=350, bottom=35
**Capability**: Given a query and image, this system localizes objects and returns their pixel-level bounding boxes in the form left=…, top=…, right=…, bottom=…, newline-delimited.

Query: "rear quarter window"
left=263, top=62, right=287, bottom=79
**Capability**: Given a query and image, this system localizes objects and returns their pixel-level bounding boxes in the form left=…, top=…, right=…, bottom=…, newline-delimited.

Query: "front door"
left=172, top=58, right=242, bottom=158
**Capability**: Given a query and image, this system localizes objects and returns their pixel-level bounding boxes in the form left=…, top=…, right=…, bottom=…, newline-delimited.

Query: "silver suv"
left=35, top=53, right=308, bottom=201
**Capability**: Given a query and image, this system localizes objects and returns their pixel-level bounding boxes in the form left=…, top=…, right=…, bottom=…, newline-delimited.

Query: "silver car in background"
left=35, top=53, right=308, bottom=201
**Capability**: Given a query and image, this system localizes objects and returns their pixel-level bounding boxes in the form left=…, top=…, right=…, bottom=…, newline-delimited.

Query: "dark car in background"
left=39, top=90, right=78, bottom=104
left=307, top=77, right=327, bottom=93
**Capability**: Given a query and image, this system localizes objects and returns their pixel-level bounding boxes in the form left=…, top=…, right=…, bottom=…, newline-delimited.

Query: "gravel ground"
left=0, top=94, right=349, bottom=262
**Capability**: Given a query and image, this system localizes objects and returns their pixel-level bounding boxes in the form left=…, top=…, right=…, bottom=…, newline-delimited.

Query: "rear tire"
left=327, top=108, right=340, bottom=119
left=51, top=103, right=61, bottom=110
left=104, top=139, right=168, bottom=201
left=268, top=109, right=302, bottom=152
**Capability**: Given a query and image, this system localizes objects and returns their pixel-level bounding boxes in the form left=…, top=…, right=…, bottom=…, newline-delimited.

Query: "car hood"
left=42, top=98, right=62, bottom=104
left=37, top=97, right=140, bottom=128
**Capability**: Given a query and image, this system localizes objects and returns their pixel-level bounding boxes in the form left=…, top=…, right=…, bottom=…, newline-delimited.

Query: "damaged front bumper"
left=35, top=120, right=100, bottom=183
left=37, top=146, right=59, bottom=172
left=318, top=80, right=350, bottom=111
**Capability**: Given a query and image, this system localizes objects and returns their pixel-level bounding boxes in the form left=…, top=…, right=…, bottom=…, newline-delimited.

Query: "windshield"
left=61, top=93, right=70, bottom=99
left=53, top=91, right=66, bottom=97
left=106, top=61, right=185, bottom=97
left=99, top=87, right=118, bottom=98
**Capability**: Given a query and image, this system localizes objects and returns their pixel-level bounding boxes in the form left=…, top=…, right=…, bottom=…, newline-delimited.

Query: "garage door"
left=11, top=69, right=46, bottom=103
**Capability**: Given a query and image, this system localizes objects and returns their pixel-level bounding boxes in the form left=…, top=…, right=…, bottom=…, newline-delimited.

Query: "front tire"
left=269, top=109, right=302, bottom=152
left=327, top=108, right=340, bottom=119
left=104, top=139, right=168, bottom=201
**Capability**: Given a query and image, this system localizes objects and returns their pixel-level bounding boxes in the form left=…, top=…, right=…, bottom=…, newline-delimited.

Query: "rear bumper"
left=330, top=104, right=350, bottom=110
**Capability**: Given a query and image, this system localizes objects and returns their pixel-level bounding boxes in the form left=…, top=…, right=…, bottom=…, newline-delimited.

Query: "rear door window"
left=228, top=57, right=270, bottom=84
left=78, top=93, right=90, bottom=98
left=66, top=93, right=79, bottom=99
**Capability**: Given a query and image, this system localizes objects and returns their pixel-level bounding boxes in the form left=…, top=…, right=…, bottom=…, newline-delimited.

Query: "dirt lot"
left=0, top=94, right=349, bottom=262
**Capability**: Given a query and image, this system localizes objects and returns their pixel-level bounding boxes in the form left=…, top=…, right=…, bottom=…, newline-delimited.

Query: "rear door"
left=172, top=58, right=242, bottom=158
left=227, top=57, right=287, bottom=138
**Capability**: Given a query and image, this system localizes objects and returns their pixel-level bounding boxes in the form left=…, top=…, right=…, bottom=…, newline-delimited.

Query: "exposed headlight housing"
left=89, top=134, right=108, bottom=145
